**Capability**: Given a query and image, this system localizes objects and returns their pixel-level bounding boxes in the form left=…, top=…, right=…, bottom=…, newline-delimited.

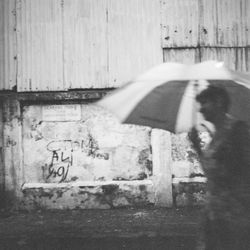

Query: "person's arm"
left=188, top=127, right=203, bottom=156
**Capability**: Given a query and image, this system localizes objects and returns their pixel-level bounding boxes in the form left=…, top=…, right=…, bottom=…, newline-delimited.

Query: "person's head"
left=196, top=84, right=231, bottom=123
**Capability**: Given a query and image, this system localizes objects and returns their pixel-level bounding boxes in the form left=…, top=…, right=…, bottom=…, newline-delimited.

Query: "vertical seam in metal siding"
left=61, top=0, right=65, bottom=90
left=106, top=0, right=109, bottom=77
left=14, top=0, right=18, bottom=90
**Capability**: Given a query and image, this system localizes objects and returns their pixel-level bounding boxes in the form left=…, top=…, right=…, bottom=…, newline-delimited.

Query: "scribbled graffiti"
left=46, top=151, right=72, bottom=182
left=43, top=135, right=109, bottom=183
left=46, top=138, right=109, bottom=160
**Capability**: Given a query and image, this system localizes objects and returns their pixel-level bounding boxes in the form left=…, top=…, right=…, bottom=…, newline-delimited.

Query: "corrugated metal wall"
left=63, top=0, right=162, bottom=89
left=163, top=47, right=249, bottom=71
left=161, top=0, right=200, bottom=48
left=63, top=0, right=108, bottom=89
left=200, top=0, right=249, bottom=47
left=107, top=0, right=162, bottom=87
left=162, top=0, right=250, bottom=70
left=0, top=0, right=249, bottom=91
left=15, top=0, right=162, bottom=91
left=16, top=0, right=64, bottom=91
left=0, top=0, right=16, bottom=91
left=162, top=0, right=249, bottom=47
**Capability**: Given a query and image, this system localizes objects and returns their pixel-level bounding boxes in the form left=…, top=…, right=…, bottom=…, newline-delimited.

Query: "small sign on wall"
left=42, top=105, right=81, bottom=121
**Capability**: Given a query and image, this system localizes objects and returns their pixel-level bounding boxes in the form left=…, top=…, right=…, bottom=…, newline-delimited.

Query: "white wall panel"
left=108, top=0, right=162, bottom=87
left=162, top=0, right=249, bottom=48
left=63, top=0, right=109, bottom=89
left=16, top=0, right=63, bottom=91
left=9, top=0, right=250, bottom=91
left=200, top=0, right=249, bottom=47
left=0, top=0, right=17, bottom=90
left=163, top=48, right=198, bottom=64
left=161, top=0, right=199, bottom=48
left=163, top=47, right=250, bottom=72
left=0, top=0, right=4, bottom=90
left=200, top=47, right=249, bottom=71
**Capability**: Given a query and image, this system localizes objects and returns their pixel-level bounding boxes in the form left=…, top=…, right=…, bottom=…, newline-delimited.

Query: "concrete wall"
left=0, top=94, right=176, bottom=209
left=0, top=93, right=205, bottom=210
left=22, top=104, right=152, bottom=183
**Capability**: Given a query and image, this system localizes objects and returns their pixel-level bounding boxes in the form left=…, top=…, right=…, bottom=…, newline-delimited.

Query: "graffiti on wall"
left=42, top=135, right=109, bottom=183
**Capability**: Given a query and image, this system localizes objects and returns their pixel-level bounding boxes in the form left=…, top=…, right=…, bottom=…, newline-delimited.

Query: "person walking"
left=189, top=84, right=250, bottom=250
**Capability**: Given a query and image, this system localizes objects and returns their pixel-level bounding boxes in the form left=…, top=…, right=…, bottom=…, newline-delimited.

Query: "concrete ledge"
left=21, top=180, right=155, bottom=210
left=22, top=180, right=153, bottom=189
left=172, top=177, right=206, bottom=184
left=0, top=89, right=112, bottom=103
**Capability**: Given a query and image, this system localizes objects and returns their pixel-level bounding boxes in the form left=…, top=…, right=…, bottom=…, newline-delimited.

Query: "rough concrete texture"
left=0, top=208, right=200, bottom=250
left=171, top=133, right=207, bottom=207
left=21, top=180, right=155, bottom=209
left=172, top=179, right=206, bottom=207
left=22, top=104, right=152, bottom=183
left=2, top=101, right=208, bottom=209
left=0, top=104, right=4, bottom=208
left=171, top=133, right=204, bottom=178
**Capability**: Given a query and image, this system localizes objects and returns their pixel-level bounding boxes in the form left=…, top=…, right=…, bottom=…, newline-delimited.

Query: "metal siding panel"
left=108, top=0, right=162, bottom=87
left=63, top=0, right=108, bottom=89
left=0, top=0, right=16, bottom=90
left=200, top=47, right=249, bottom=71
left=0, top=0, right=4, bottom=90
left=201, top=0, right=249, bottom=47
left=247, top=0, right=250, bottom=45
left=199, top=0, right=217, bottom=47
left=17, top=0, right=63, bottom=92
left=216, top=0, right=246, bottom=46
left=247, top=48, right=250, bottom=72
left=161, top=0, right=199, bottom=48
left=234, top=47, right=249, bottom=71
left=163, top=47, right=250, bottom=72
left=162, top=0, right=249, bottom=48
left=163, top=48, right=198, bottom=64
left=17, top=0, right=29, bottom=91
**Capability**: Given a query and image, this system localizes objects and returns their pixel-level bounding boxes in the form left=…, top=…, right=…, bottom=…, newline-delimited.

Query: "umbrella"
left=97, top=61, right=250, bottom=133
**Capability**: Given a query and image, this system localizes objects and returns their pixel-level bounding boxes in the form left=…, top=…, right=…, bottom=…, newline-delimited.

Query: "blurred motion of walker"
left=98, top=61, right=250, bottom=133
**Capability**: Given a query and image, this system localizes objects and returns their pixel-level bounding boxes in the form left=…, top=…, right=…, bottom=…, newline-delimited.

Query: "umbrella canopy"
left=97, top=61, right=250, bottom=133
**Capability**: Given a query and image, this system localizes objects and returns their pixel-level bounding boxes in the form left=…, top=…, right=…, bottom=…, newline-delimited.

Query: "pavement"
left=0, top=207, right=202, bottom=250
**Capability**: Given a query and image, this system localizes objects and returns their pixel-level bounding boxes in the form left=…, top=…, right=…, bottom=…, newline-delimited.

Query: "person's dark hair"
left=196, top=84, right=231, bottom=112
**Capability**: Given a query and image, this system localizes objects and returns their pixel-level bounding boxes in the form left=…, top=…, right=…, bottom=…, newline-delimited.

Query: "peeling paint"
left=22, top=104, right=152, bottom=185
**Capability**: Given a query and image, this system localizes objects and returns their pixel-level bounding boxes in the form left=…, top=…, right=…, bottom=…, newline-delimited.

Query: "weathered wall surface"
left=21, top=181, right=155, bottom=209
left=18, top=103, right=156, bottom=209
left=0, top=98, right=174, bottom=209
left=14, top=0, right=162, bottom=91
left=1, top=97, right=204, bottom=209
left=0, top=0, right=16, bottom=90
left=1, top=0, right=248, bottom=209
left=171, top=133, right=206, bottom=207
left=0, top=103, right=4, bottom=208
left=162, top=0, right=250, bottom=70
left=22, top=104, right=152, bottom=183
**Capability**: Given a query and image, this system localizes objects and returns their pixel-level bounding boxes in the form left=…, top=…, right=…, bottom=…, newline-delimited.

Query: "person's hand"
left=188, top=127, right=202, bottom=154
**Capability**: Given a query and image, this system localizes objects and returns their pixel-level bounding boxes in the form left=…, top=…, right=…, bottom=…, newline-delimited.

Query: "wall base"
left=21, top=180, right=155, bottom=210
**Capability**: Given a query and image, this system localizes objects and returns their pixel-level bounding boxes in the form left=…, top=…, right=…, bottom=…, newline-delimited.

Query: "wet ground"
left=0, top=207, right=201, bottom=250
